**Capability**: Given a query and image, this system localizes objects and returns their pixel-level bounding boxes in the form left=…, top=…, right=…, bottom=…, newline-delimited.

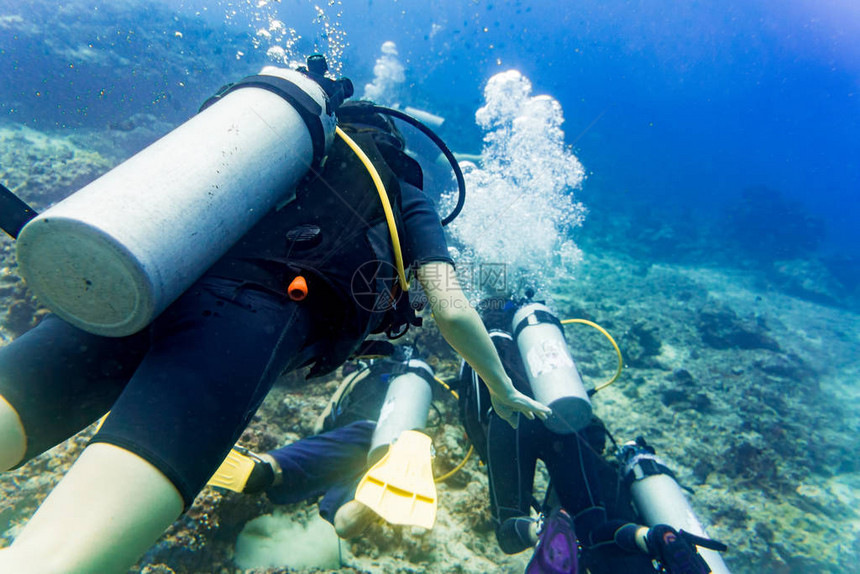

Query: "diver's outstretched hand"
left=490, top=388, right=551, bottom=429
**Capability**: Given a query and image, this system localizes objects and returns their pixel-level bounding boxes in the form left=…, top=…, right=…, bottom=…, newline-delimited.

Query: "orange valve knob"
left=288, top=275, right=308, bottom=301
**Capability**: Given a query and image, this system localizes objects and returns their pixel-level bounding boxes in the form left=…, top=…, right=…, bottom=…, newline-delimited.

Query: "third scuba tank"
left=16, top=58, right=348, bottom=337
left=511, top=303, right=592, bottom=433
left=620, top=438, right=732, bottom=574
left=367, top=358, right=435, bottom=465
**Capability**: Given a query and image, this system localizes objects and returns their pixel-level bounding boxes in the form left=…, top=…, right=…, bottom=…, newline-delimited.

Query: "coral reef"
left=0, top=124, right=113, bottom=338
left=0, top=124, right=113, bottom=209
left=1, top=125, right=859, bottom=574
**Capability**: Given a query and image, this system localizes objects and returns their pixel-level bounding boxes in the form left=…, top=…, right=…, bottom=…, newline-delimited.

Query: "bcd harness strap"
left=621, top=451, right=678, bottom=488
left=0, top=182, right=38, bottom=239
left=511, top=308, right=565, bottom=340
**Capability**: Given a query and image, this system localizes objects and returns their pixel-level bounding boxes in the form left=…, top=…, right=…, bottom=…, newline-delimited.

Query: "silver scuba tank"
left=511, top=303, right=592, bottom=433
left=620, top=440, right=732, bottom=574
left=403, top=106, right=445, bottom=129
left=16, top=66, right=337, bottom=337
left=367, top=358, right=435, bottom=465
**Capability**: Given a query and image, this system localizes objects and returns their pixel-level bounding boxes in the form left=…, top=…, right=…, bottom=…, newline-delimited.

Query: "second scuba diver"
left=458, top=297, right=730, bottom=574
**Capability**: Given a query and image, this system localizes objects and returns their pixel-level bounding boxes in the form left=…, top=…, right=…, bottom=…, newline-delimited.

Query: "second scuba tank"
left=16, top=64, right=340, bottom=337
left=367, top=358, right=435, bottom=464
left=620, top=438, right=732, bottom=574
left=512, top=303, right=592, bottom=433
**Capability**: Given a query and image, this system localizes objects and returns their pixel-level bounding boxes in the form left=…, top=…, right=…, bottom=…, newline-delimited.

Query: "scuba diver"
left=458, top=297, right=730, bottom=574
left=208, top=345, right=444, bottom=539
left=0, top=56, right=549, bottom=574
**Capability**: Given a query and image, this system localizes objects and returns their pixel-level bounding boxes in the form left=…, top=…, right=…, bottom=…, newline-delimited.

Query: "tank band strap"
left=404, top=360, right=435, bottom=384
left=387, top=358, right=435, bottom=385
left=621, top=453, right=677, bottom=488
left=512, top=309, right=564, bottom=340
left=0, top=181, right=38, bottom=239
left=200, top=74, right=328, bottom=168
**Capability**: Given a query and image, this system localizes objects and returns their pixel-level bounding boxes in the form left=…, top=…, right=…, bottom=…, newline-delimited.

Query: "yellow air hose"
left=560, top=318, right=624, bottom=393
left=335, top=126, right=409, bottom=292
left=435, top=445, right=475, bottom=483
left=338, top=123, right=477, bottom=479
left=431, top=374, right=475, bottom=483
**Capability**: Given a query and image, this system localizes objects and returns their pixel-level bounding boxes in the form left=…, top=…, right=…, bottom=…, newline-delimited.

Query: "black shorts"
left=0, top=277, right=319, bottom=508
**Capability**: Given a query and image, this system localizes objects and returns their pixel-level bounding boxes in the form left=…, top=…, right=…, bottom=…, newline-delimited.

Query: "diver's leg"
left=266, top=420, right=376, bottom=504
left=0, top=315, right=148, bottom=471
left=0, top=394, right=26, bottom=470
left=1, top=280, right=312, bottom=573
left=543, top=428, right=607, bottom=539
left=88, top=280, right=316, bottom=507
left=487, top=413, right=541, bottom=554
left=0, top=443, right=183, bottom=574
left=265, top=420, right=377, bottom=539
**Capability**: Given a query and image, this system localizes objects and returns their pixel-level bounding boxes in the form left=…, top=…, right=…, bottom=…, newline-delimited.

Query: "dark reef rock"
left=692, top=458, right=715, bottom=484
left=669, top=368, right=696, bottom=386
left=622, top=319, right=663, bottom=368
left=753, top=353, right=813, bottom=381
left=711, top=505, right=749, bottom=530
left=721, top=441, right=778, bottom=485
left=3, top=299, right=41, bottom=336
left=696, top=301, right=780, bottom=351
left=659, top=387, right=712, bottom=413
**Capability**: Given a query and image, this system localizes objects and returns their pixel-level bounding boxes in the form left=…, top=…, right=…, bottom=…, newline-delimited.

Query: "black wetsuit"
left=0, top=111, right=451, bottom=509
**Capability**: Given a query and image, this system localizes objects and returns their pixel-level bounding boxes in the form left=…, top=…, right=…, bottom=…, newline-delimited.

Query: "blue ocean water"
left=3, top=0, right=856, bottom=294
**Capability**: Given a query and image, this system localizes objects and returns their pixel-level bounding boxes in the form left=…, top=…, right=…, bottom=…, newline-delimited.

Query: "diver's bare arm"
left=415, top=262, right=550, bottom=424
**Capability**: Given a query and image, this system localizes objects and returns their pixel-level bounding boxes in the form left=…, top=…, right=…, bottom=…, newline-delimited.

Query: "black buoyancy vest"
left=208, top=108, right=424, bottom=375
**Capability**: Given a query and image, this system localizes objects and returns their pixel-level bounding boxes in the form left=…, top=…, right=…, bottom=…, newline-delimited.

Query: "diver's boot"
left=333, top=499, right=380, bottom=539
left=207, top=446, right=279, bottom=493
left=0, top=442, right=183, bottom=574
left=0, top=394, right=27, bottom=471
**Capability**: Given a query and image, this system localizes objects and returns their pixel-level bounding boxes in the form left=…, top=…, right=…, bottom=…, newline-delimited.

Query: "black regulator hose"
left=0, top=181, right=38, bottom=239
left=366, top=104, right=466, bottom=226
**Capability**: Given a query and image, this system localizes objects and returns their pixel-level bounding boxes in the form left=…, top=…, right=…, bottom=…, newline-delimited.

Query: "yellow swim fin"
left=354, top=430, right=437, bottom=530
left=207, top=446, right=271, bottom=493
